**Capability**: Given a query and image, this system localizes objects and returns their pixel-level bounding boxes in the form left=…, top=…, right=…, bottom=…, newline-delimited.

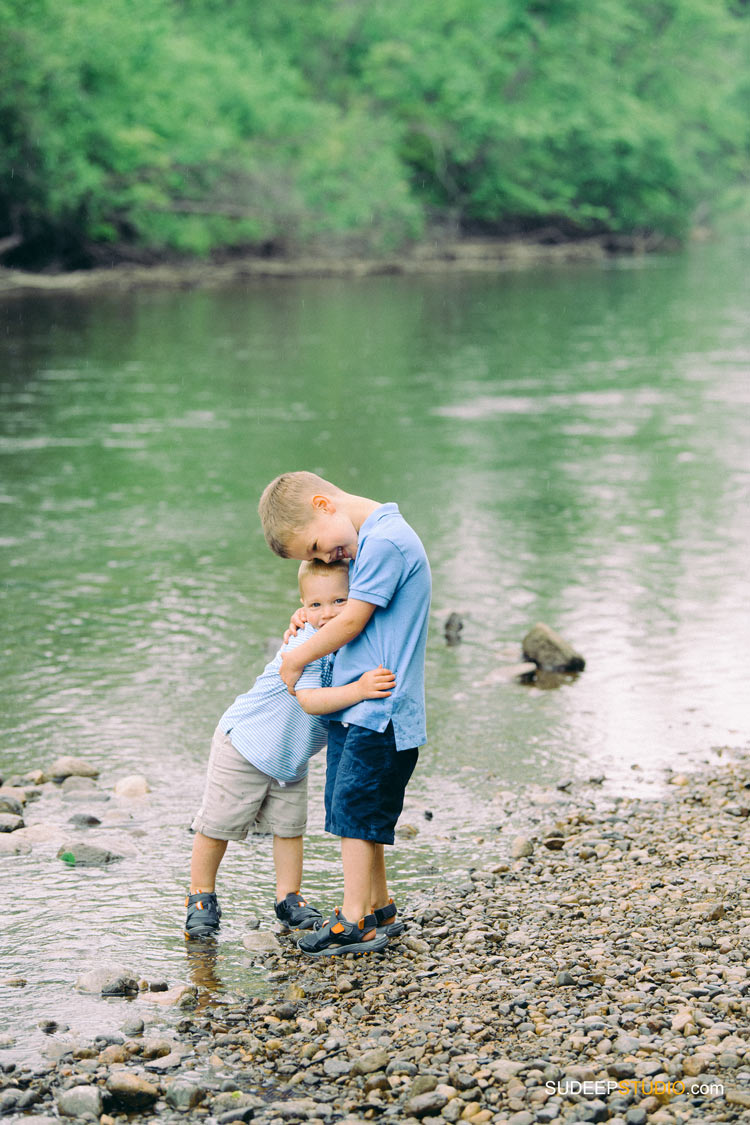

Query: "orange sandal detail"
left=297, top=907, right=388, bottom=957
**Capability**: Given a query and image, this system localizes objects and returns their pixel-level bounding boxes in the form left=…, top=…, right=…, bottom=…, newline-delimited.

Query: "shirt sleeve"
left=281, top=623, right=324, bottom=690
left=295, top=659, right=324, bottom=691
left=348, top=536, right=406, bottom=609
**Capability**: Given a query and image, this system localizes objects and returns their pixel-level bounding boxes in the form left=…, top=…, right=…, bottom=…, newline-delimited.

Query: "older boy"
left=185, top=558, right=395, bottom=943
left=258, top=471, right=430, bottom=956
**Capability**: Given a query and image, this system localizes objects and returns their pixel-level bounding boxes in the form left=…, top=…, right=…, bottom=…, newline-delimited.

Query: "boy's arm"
left=279, top=599, right=375, bottom=693
left=296, top=666, right=395, bottom=715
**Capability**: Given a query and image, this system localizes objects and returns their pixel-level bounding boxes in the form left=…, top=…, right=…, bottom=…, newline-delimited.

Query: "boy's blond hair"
left=297, top=558, right=349, bottom=595
left=259, top=472, right=341, bottom=558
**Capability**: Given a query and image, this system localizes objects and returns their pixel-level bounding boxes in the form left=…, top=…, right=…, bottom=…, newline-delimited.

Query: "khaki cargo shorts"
left=191, top=727, right=308, bottom=840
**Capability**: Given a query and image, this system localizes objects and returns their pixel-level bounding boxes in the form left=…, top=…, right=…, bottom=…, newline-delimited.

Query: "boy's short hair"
left=259, top=472, right=340, bottom=557
left=298, top=558, right=349, bottom=595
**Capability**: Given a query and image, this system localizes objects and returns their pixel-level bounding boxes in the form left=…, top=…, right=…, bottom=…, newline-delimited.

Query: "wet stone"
left=56, top=1084, right=104, bottom=1118
left=323, top=1056, right=352, bottom=1078
left=0, top=813, right=24, bottom=832
left=0, top=796, right=23, bottom=817
left=352, top=1047, right=389, bottom=1075
left=101, top=975, right=140, bottom=996
left=105, top=1072, right=160, bottom=1111
left=405, top=1090, right=448, bottom=1117
left=165, top=1080, right=206, bottom=1110
left=57, top=842, right=123, bottom=867
left=47, top=756, right=99, bottom=780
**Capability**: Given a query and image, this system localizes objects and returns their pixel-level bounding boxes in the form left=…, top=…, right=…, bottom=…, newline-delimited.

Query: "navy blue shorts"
left=324, top=721, right=418, bottom=844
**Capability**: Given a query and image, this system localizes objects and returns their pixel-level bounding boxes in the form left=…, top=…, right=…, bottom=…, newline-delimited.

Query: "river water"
left=1, top=240, right=749, bottom=1061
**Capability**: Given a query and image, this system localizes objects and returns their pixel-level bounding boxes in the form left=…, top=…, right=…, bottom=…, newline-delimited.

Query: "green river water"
left=1, top=240, right=748, bottom=1059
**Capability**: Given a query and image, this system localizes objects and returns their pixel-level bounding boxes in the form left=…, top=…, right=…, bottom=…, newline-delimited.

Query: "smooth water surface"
left=1, top=241, right=749, bottom=1060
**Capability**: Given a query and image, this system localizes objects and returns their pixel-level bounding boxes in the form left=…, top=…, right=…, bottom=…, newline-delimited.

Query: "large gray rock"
left=76, top=963, right=136, bottom=993
left=522, top=622, right=585, bottom=672
left=57, top=841, right=123, bottom=866
left=56, top=1084, right=104, bottom=1117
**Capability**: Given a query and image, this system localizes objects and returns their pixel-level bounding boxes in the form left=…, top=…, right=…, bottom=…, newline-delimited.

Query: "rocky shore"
left=2, top=748, right=750, bottom=1124
left=0, top=233, right=672, bottom=297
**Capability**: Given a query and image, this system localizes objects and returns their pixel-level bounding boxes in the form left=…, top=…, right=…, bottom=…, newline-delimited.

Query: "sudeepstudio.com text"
left=547, top=1079, right=724, bottom=1099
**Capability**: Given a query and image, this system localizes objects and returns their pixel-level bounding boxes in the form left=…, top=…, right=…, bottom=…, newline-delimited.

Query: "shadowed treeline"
left=1, top=0, right=749, bottom=269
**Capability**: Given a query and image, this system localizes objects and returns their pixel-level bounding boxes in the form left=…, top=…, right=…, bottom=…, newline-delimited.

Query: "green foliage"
left=0, top=0, right=748, bottom=264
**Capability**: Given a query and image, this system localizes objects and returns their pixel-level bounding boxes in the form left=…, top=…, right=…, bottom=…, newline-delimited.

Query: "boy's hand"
left=283, top=607, right=308, bottom=644
left=280, top=650, right=304, bottom=693
left=358, top=665, right=396, bottom=699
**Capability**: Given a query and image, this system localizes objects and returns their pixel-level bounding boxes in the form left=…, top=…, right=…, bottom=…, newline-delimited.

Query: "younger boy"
left=185, top=558, right=395, bottom=941
left=258, top=471, right=431, bottom=956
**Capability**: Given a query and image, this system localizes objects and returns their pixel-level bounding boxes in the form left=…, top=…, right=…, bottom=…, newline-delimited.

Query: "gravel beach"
left=2, top=750, right=750, bottom=1124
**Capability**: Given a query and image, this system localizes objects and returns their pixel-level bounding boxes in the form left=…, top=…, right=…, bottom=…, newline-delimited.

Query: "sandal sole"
left=298, top=935, right=389, bottom=958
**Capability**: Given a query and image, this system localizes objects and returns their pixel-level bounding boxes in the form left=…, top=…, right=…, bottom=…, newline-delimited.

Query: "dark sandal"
left=274, top=891, right=323, bottom=932
left=297, top=907, right=388, bottom=957
left=374, top=897, right=405, bottom=936
left=184, top=891, right=222, bottom=940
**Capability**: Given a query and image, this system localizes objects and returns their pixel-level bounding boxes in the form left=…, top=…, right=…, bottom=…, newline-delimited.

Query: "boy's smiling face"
left=287, top=498, right=359, bottom=563
left=299, top=569, right=350, bottom=628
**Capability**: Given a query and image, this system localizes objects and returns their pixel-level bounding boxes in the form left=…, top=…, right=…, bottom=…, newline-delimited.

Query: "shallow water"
left=1, top=240, right=749, bottom=1061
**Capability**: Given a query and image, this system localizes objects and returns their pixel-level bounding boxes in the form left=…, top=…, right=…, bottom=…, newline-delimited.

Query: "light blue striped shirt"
left=219, top=623, right=333, bottom=785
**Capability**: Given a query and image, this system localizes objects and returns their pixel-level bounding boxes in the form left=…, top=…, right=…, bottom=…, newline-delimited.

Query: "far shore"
left=0, top=231, right=677, bottom=297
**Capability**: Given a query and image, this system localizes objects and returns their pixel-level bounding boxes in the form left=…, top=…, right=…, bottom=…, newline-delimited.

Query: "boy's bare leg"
left=370, top=843, right=389, bottom=912
left=341, top=837, right=377, bottom=921
left=273, top=834, right=303, bottom=901
left=190, top=832, right=227, bottom=892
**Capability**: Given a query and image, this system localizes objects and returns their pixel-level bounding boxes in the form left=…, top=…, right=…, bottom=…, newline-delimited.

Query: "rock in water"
left=522, top=622, right=585, bottom=672
left=57, top=842, right=123, bottom=866
left=114, top=774, right=150, bottom=797
left=444, top=612, right=463, bottom=645
left=47, top=756, right=100, bottom=780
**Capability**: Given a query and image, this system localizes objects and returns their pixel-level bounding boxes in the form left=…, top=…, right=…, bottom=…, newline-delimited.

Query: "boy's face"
left=300, top=571, right=349, bottom=628
left=287, top=500, right=358, bottom=564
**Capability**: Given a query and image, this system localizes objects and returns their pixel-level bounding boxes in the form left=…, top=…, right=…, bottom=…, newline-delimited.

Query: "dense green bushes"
left=0, top=0, right=748, bottom=266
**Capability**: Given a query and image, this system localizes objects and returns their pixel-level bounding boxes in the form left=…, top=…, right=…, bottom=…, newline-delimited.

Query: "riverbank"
left=2, top=747, right=750, bottom=1124
left=0, top=232, right=673, bottom=296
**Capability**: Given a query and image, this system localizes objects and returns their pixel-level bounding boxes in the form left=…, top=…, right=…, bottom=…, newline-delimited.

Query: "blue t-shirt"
left=219, top=623, right=333, bottom=785
left=330, top=503, right=431, bottom=749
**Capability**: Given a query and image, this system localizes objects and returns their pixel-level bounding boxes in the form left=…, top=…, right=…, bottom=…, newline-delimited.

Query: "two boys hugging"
left=186, top=471, right=431, bottom=956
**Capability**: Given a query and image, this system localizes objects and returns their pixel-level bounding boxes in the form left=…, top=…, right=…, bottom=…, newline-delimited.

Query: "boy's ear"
left=311, top=493, right=335, bottom=514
